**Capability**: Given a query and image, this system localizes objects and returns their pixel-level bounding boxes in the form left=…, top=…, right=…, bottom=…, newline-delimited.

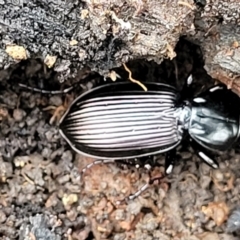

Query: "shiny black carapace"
left=59, top=82, right=240, bottom=174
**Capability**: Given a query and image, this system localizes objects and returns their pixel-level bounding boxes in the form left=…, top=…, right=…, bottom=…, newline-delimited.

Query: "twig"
left=122, top=63, right=147, bottom=91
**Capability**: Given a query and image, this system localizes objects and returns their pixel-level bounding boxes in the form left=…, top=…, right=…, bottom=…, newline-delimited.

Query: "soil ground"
left=0, top=39, right=240, bottom=240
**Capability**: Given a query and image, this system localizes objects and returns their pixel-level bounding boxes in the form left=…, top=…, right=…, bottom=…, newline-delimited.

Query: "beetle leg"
left=165, top=149, right=177, bottom=174
left=117, top=156, right=155, bottom=169
left=116, top=182, right=150, bottom=204
left=80, top=159, right=117, bottom=178
left=18, top=83, right=75, bottom=94
left=116, top=175, right=165, bottom=205
left=190, top=139, right=219, bottom=169
left=197, top=151, right=219, bottom=169
left=136, top=156, right=157, bottom=170
left=80, top=157, right=155, bottom=179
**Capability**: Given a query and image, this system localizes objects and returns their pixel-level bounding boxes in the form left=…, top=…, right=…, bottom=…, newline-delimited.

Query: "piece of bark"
left=195, top=23, right=240, bottom=95
left=189, top=0, right=240, bottom=95
left=1, top=0, right=240, bottom=92
left=0, top=0, right=195, bottom=81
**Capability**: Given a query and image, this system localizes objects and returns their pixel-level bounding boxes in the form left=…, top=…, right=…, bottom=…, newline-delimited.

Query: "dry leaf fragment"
left=211, top=170, right=234, bottom=192
left=62, top=193, right=78, bottom=207
left=0, top=107, right=8, bottom=121
left=108, top=70, right=120, bottom=81
left=232, top=41, right=239, bottom=48
left=70, top=40, right=78, bottom=46
left=81, top=9, right=89, bottom=19
left=201, top=201, right=229, bottom=226
left=166, top=43, right=176, bottom=60
left=6, top=44, right=27, bottom=60
left=44, top=55, right=57, bottom=68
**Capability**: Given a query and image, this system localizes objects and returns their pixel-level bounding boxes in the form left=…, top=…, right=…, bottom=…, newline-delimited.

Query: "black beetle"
left=59, top=80, right=240, bottom=175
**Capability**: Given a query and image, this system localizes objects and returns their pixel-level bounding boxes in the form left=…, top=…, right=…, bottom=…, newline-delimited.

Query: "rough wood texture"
left=1, top=0, right=240, bottom=93
left=192, top=0, right=240, bottom=94
left=1, top=0, right=195, bottom=81
left=202, top=24, right=240, bottom=96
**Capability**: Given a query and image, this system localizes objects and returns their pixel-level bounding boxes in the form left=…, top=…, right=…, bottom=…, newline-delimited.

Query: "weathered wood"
left=0, top=0, right=195, bottom=81
left=1, top=0, right=240, bottom=92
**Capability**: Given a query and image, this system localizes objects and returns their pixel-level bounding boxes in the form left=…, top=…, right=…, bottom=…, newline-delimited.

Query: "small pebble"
left=0, top=210, right=7, bottom=223
left=13, top=109, right=26, bottom=122
left=49, top=95, right=63, bottom=106
left=113, top=233, right=126, bottom=240
left=62, top=150, right=73, bottom=162
left=227, top=208, right=240, bottom=232
left=114, top=209, right=126, bottom=221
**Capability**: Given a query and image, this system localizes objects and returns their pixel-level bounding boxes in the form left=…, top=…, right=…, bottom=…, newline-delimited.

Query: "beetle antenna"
left=18, top=83, right=75, bottom=94
left=189, top=139, right=219, bottom=169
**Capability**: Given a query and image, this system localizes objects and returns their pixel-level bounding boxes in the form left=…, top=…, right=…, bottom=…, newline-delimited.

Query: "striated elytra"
left=59, top=81, right=240, bottom=174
